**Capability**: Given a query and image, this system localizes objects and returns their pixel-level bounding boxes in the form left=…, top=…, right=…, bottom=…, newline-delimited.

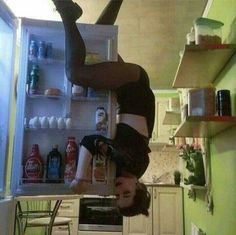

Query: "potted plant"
left=178, top=144, right=205, bottom=186
left=174, top=170, right=181, bottom=185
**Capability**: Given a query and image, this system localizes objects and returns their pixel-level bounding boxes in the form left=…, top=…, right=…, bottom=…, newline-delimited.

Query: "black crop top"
left=115, top=66, right=155, bottom=138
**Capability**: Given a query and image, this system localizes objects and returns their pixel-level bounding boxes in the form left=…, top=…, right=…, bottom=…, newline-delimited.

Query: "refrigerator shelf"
left=26, top=93, right=66, bottom=100
left=28, top=57, right=64, bottom=65
left=71, top=96, right=108, bottom=102
left=24, top=127, right=107, bottom=135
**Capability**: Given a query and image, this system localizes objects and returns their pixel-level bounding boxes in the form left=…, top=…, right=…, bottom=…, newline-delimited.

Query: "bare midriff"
left=117, top=113, right=149, bottom=138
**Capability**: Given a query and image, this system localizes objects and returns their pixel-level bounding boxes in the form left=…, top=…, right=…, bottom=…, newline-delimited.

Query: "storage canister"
left=194, top=17, right=224, bottom=45
left=217, top=89, right=231, bottom=116
left=188, top=87, right=216, bottom=116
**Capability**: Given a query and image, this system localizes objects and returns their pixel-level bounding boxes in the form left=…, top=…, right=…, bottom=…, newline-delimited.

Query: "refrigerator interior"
left=12, top=18, right=118, bottom=196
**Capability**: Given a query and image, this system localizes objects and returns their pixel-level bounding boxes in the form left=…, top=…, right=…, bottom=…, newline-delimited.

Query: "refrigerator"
left=0, top=0, right=118, bottom=233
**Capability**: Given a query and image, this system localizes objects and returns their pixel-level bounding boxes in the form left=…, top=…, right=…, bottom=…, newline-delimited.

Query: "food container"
left=188, top=87, right=216, bottom=116
left=194, top=17, right=224, bottom=45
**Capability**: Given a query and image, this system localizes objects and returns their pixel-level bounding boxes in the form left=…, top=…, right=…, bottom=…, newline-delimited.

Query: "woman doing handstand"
left=52, top=0, right=155, bottom=217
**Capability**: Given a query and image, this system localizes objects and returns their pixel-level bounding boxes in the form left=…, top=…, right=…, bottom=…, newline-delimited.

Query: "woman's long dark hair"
left=118, top=182, right=150, bottom=217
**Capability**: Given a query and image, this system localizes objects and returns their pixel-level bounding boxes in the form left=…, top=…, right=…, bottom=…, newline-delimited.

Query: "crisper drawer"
left=57, top=199, right=80, bottom=217
left=52, top=217, right=78, bottom=235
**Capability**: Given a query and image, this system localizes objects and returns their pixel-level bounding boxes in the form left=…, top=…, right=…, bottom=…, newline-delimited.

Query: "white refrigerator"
left=0, top=0, right=118, bottom=233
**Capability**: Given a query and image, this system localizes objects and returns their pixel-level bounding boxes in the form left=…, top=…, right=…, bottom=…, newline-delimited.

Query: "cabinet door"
left=56, top=199, right=80, bottom=217
left=52, top=217, right=78, bottom=235
left=153, top=187, right=183, bottom=235
left=151, top=98, right=171, bottom=143
left=123, top=187, right=152, bottom=235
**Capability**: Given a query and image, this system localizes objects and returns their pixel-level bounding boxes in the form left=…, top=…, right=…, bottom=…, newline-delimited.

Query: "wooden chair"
left=16, top=200, right=71, bottom=235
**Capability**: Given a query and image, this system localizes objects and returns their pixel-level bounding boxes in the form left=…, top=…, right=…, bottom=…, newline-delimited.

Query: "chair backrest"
left=26, top=201, right=51, bottom=213
left=18, top=200, right=52, bottom=218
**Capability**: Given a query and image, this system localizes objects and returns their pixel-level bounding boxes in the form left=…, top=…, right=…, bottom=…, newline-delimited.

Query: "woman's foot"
left=52, top=0, right=83, bottom=22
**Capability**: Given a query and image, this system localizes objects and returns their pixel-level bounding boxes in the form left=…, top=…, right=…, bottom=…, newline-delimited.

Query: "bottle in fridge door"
left=46, top=144, right=62, bottom=183
left=23, top=144, right=44, bottom=183
left=64, top=137, right=79, bottom=185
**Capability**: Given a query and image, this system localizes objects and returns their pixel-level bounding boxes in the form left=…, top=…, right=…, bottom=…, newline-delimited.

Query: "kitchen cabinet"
left=123, top=186, right=183, bottom=235
left=151, top=97, right=173, bottom=144
left=78, top=232, right=122, bottom=235
left=52, top=199, right=80, bottom=235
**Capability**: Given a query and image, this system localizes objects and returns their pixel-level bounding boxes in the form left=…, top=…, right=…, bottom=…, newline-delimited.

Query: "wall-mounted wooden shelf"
left=180, top=183, right=207, bottom=201
left=174, top=116, right=236, bottom=138
left=163, top=111, right=181, bottom=125
left=172, top=44, right=236, bottom=88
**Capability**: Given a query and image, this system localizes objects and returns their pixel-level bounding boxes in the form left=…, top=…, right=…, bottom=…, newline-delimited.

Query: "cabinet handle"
left=58, top=226, right=69, bottom=230
left=154, top=188, right=157, bottom=199
left=60, top=205, right=70, bottom=209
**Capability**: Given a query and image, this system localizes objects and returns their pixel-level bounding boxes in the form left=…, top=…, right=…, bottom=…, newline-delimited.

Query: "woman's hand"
left=70, top=178, right=90, bottom=194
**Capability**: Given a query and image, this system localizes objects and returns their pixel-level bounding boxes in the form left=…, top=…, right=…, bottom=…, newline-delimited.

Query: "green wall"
left=184, top=1, right=236, bottom=235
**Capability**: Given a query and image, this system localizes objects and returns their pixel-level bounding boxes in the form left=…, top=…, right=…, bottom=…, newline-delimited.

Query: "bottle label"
left=96, top=107, right=107, bottom=132
left=24, top=157, right=42, bottom=179
left=48, top=156, right=60, bottom=180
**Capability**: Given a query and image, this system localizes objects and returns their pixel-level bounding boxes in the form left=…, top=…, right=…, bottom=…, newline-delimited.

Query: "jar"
left=194, top=17, right=224, bottom=45
left=217, top=89, right=231, bottom=116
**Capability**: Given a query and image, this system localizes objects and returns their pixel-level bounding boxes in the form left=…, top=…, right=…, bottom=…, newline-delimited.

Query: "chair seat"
left=28, top=216, right=72, bottom=226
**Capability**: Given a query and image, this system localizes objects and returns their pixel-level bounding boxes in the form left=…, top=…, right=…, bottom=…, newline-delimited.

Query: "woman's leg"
left=52, top=0, right=140, bottom=89
left=96, top=0, right=123, bottom=25
left=96, top=0, right=124, bottom=62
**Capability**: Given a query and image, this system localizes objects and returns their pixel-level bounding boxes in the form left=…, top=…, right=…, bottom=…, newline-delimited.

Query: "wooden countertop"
left=15, top=194, right=81, bottom=201
left=144, top=183, right=181, bottom=187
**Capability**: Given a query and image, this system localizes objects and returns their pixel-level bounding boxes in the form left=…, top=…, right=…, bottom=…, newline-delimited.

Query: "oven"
left=79, top=195, right=123, bottom=232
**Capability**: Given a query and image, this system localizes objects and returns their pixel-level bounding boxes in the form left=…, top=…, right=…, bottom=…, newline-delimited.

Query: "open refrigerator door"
left=0, top=1, right=18, bottom=234
left=11, top=18, right=118, bottom=196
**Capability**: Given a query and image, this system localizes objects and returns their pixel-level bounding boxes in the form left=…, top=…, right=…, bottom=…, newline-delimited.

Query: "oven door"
left=79, top=196, right=122, bottom=232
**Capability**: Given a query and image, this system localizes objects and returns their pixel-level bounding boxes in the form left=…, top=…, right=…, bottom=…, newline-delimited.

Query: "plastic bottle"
left=95, top=107, right=107, bottom=132
left=29, top=40, right=38, bottom=61
left=38, top=40, right=46, bottom=60
left=46, top=145, right=62, bottom=183
left=29, top=64, right=40, bottom=95
left=24, top=144, right=44, bottom=183
left=64, top=137, right=79, bottom=185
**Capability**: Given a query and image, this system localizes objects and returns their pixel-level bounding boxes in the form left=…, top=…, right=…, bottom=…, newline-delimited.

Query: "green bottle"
left=29, top=64, right=39, bottom=95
